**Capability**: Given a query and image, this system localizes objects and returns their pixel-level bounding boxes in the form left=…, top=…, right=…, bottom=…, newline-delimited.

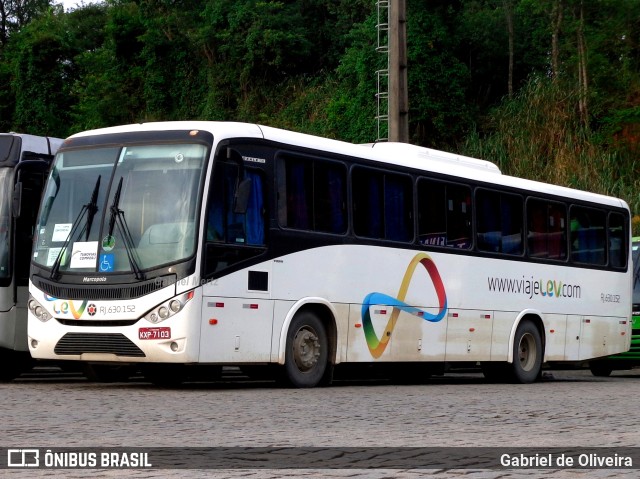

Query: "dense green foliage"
left=2, top=0, right=640, bottom=225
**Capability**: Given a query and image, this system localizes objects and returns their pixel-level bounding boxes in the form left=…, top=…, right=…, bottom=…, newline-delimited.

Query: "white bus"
left=27, top=122, right=632, bottom=387
left=0, top=132, right=62, bottom=380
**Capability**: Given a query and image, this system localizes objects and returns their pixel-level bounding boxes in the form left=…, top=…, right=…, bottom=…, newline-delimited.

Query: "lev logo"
left=361, top=253, right=448, bottom=358
left=44, top=295, right=88, bottom=319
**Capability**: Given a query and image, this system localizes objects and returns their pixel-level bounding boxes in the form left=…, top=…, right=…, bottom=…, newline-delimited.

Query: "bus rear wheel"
left=509, top=320, right=542, bottom=383
left=283, top=312, right=328, bottom=388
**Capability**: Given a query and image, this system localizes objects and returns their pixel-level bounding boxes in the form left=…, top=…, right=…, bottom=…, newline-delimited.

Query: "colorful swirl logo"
left=361, top=252, right=447, bottom=358
left=44, top=294, right=88, bottom=319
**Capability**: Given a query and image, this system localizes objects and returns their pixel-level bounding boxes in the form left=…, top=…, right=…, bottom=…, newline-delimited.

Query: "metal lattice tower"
left=375, top=0, right=389, bottom=142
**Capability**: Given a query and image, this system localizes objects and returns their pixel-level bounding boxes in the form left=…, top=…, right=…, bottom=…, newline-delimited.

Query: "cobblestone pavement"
left=1, top=366, right=640, bottom=478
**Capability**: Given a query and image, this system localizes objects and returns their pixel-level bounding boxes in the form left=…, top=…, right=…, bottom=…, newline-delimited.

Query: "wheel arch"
left=276, top=298, right=338, bottom=366
left=507, top=311, right=546, bottom=363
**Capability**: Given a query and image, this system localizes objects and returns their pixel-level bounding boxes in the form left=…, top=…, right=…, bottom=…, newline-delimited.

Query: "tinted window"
left=417, top=179, right=472, bottom=249
left=527, top=199, right=567, bottom=260
left=570, top=206, right=606, bottom=265
left=277, top=155, right=347, bottom=234
left=608, top=212, right=626, bottom=268
left=352, top=167, right=412, bottom=242
left=476, top=189, right=523, bottom=255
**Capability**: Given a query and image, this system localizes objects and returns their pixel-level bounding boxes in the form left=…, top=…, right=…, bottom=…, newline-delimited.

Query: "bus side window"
left=207, top=163, right=265, bottom=246
left=608, top=212, right=626, bottom=268
left=527, top=199, right=567, bottom=261
left=476, top=189, right=523, bottom=255
left=570, top=206, right=606, bottom=265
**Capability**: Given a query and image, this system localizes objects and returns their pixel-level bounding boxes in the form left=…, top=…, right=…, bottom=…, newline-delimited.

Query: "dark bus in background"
left=0, top=133, right=62, bottom=380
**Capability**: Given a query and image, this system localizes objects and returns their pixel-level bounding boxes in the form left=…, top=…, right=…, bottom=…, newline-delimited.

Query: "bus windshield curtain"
left=245, top=170, right=264, bottom=245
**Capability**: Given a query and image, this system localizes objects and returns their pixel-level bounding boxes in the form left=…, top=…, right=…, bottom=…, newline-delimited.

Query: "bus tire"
left=283, top=311, right=328, bottom=388
left=509, top=320, right=542, bottom=383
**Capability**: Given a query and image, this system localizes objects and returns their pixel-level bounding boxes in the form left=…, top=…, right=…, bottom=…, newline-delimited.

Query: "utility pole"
left=389, top=0, right=408, bottom=142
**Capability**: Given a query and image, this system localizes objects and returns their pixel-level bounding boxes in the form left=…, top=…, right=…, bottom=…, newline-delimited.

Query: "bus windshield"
left=33, top=143, right=207, bottom=275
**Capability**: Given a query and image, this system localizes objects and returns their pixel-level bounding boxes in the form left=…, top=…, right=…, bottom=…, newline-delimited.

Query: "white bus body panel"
left=28, top=243, right=630, bottom=365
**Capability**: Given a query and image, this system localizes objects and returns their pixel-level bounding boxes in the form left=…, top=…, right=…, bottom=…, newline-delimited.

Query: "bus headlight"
left=143, top=290, right=194, bottom=324
left=28, top=295, right=52, bottom=322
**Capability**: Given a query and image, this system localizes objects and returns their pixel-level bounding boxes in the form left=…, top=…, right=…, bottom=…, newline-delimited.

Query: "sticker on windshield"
left=46, top=247, right=62, bottom=266
left=70, top=241, right=98, bottom=268
left=52, top=223, right=72, bottom=242
left=102, top=235, right=116, bottom=252
left=99, top=253, right=114, bottom=272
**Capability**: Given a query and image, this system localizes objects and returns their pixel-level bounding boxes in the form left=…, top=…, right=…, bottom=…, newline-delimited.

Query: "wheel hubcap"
left=518, top=332, right=537, bottom=371
left=293, top=327, right=321, bottom=372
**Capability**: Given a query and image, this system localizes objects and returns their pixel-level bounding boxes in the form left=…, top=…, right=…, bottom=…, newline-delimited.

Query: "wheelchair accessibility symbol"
left=99, top=254, right=114, bottom=272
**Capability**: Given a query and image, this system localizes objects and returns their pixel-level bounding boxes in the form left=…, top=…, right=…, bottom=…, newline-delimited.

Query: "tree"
left=0, top=0, right=50, bottom=47
left=6, top=8, right=71, bottom=136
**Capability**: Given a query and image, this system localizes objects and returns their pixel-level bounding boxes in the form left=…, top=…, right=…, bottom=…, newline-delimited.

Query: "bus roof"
left=65, top=121, right=628, bottom=211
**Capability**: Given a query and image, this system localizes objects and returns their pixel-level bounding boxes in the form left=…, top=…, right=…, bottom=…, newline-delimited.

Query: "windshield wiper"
left=107, top=177, right=145, bottom=280
left=50, top=175, right=101, bottom=280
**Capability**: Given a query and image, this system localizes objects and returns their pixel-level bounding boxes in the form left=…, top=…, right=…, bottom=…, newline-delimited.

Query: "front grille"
left=56, top=319, right=140, bottom=327
left=54, top=333, right=145, bottom=357
left=33, top=275, right=175, bottom=301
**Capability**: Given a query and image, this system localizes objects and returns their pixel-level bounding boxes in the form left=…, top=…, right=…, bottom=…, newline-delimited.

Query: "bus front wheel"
left=283, top=312, right=328, bottom=388
left=509, top=320, right=542, bottom=384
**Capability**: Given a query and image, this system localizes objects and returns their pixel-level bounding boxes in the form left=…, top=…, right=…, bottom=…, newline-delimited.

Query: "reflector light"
left=209, top=319, right=218, bottom=325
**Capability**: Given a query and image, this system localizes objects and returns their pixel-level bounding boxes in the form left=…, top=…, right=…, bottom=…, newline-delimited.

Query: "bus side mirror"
left=233, top=177, right=252, bottom=214
left=12, top=181, right=22, bottom=218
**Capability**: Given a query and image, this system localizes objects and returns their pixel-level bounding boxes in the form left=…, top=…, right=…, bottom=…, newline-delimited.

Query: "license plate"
left=138, top=327, right=171, bottom=340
